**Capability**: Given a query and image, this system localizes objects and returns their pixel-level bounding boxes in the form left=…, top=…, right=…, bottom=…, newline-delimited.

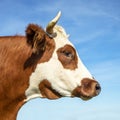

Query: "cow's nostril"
left=95, top=83, right=101, bottom=95
left=96, top=84, right=100, bottom=90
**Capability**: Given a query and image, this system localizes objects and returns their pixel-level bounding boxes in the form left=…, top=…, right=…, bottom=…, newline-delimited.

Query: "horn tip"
left=56, top=11, right=61, bottom=19
left=58, top=11, right=62, bottom=16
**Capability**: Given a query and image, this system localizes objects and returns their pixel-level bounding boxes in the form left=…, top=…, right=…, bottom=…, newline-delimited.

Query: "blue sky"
left=1, top=0, right=120, bottom=120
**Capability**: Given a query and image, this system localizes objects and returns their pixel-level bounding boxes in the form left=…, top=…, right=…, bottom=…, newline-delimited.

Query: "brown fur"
left=0, top=24, right=55, bottom=120
left=26, top=24, right=46, bottom=53
left=72, top=78, right=100, bottom=100
left=39, top=80, right=61, bottom=99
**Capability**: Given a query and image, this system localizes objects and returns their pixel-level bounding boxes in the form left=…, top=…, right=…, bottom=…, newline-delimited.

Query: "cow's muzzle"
left=72, top=78, right=101, bottom=100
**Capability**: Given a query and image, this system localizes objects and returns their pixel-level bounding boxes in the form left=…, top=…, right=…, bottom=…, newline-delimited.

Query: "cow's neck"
left=0, top=78, right=28, bottom=120
left=0, top=67, right=32, bottom=120
left=0, top=99, right=25, bottom=120
left=0, top=36, right=34, bottom=120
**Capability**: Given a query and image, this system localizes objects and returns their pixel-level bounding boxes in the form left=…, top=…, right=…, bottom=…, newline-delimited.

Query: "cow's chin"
left=71, top=94, right=92, bottom=101
left=39, top=80, right=62, bottom=99
left=80, top=96, right=92, bottom=101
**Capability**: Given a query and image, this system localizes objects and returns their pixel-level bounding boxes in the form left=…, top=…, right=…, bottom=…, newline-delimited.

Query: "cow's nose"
left=95, top=83, right=101, bottom=95
left=72, top=78, right=101, bottom=100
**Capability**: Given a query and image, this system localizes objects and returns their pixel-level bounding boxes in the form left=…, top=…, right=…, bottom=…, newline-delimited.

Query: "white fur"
left=25, top=25, right=92, bottom=101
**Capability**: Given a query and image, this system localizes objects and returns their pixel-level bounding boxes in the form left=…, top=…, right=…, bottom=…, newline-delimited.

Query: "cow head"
left=25, top=11, right=101, bottom=101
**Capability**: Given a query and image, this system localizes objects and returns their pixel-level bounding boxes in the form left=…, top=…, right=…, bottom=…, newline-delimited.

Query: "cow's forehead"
left=53, top=25, right=73, bottom=48
left=52, top=25, right=92, bottom=78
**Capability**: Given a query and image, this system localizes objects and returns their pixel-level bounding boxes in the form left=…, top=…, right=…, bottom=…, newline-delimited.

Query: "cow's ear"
left=26, top=24, right=46, bottom=53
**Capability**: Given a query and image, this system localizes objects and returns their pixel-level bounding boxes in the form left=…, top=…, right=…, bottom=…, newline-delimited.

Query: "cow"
left=0, top=11, right=101, bottom=120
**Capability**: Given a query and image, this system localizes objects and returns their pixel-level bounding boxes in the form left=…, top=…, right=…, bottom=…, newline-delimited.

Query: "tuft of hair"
left=54, top=25, right=69, bottom=38
left=25, top=24, right=45, bottom=48
left=25, top=24, right=47, bottom=54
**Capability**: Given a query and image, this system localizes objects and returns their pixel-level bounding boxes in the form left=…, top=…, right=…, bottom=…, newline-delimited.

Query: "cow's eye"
left=63, top=51, right=73, bottom=59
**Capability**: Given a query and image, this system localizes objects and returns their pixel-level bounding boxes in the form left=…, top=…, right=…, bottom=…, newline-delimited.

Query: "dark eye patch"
left=57, top=44, right=78, bottom=70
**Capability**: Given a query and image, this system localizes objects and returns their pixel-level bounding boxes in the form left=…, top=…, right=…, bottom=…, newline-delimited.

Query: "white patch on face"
left=25, top=25, right=92, bottom=101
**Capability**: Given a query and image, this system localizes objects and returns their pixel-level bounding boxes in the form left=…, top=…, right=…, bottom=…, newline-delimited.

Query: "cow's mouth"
left=72, top=87, right=93, bottom=100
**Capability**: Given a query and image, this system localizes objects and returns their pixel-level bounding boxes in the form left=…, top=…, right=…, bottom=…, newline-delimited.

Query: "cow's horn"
left=46, top=11, right=61, bottom=37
